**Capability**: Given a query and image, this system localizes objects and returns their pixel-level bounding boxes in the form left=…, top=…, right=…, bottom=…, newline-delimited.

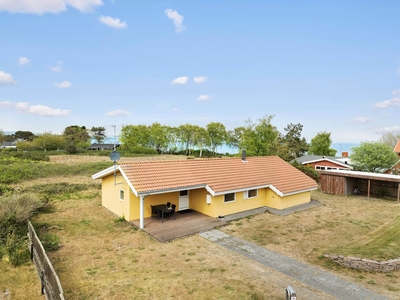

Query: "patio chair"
left=166, top=202, right=171, bottom=208
left=150, top=205, right=158, bottom=219
left=167, top=204, right=176, bottom=220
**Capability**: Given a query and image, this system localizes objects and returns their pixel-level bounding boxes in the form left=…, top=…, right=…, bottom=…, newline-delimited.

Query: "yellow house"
left=92, top=156, right=318, bottom=229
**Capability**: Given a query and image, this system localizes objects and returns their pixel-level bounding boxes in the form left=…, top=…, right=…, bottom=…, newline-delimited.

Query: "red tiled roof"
left=118, top=156, right=317, bottom=196
left=394, top=139, right=400, bottom=153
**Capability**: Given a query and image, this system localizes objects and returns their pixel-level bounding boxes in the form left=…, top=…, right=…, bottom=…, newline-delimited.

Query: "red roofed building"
left=92, top=156, right=318, bottom=229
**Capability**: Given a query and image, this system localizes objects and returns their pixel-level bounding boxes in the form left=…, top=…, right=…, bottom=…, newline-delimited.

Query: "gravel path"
left=200, top=230, right=388, bottom=300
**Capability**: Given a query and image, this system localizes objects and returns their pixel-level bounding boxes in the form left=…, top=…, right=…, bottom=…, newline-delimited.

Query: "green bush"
left=0, top=193, right=45, bottom=225
left=40, top=233, right=60, bottom=251
left=0, top=184, right=13, bottom=196
left=291, top=161, right=320, bottom=183
left=0, top=193, right=46, bottom=265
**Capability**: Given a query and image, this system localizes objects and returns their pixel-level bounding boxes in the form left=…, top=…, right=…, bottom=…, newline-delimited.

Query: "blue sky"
left=0, top=0, right=399, bottom=143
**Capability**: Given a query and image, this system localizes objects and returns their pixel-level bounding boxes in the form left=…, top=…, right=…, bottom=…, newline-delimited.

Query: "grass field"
left=1, top=154, right=400, bottom=299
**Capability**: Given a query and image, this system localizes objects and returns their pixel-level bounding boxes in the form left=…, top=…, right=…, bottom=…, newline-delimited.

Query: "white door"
left=179, top=190, right=189, bottom=210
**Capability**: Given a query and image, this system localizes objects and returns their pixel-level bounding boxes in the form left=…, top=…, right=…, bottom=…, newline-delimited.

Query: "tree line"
left=1, top=118, right=399, bottom=172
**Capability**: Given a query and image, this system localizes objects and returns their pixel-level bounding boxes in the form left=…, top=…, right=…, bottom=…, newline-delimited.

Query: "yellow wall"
left=101, top=173, right=312, bottom=220
left=130, top=191, right=179, bottom=221
left=189, top=188, right=268, bottom=218
left=101, top=174, right=131, bottom=220
left=265, top=189, right=311, bottom=209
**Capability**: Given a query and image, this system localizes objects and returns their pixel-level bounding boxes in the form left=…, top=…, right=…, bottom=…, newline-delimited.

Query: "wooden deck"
left=130, top=210, right=227, bottom=242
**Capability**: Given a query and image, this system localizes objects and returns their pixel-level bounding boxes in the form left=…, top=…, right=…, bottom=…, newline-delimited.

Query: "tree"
left=0, top=129, right=5, bottom=143
left=63, top=125, right=90, bottom=153
left=90, top=126, right=106, bottom=144
left=177, top=124, right=197, bottom=155
left=120, top=124, right=151, bottom=151
left=277, top=123, right=309, bottom=161
left=206, top=122, right=227, bottom=155
left=380, top=131, right=400, bottom=149
left=192, top=126, right=209, bottom=157
left=149, top=123, right=168, bottom=153
left=32, top=132, right=66, bottom=151
left=238, top=115, right=279, bottom=156
left=308, top=131, right=337, bottom=156
left=350, top=141, right=399, bottom=173
left=14, top=131, right=36, bottom=141
left=227, top=126, right=245, bottom=152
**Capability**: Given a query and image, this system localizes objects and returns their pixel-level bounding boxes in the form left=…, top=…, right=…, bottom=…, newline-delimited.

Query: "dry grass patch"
left=222, top=190, right=400, bottom=299
left=30, top=195, right=333, bottom=300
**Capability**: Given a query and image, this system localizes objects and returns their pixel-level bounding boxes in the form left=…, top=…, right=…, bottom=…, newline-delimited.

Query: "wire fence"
left=27, top=221, right=65, bottom=300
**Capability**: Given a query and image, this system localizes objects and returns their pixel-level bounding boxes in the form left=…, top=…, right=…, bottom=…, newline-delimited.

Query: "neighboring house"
left=87, top=143, right=119, bottom=151
left=0, top=141, right=17, bottom=149
left=291, top=155, right=352, bottom=171
left=92, top=156, right=318, bottom=229
left=386, top=139, right=400, bottom=174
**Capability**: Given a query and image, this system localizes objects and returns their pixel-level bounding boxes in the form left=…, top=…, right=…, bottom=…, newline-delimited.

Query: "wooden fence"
left=27, top=221, right=65, bottom=300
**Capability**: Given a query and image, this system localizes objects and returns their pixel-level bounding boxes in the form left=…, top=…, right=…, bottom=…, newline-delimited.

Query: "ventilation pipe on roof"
left=242, top=150, right=247, bottom=162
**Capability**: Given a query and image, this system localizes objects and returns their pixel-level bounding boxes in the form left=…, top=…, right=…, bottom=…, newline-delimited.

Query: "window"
left=243, top=189, right=258, bottom=199
left=180, top=190, right=188, bottom=196
left=120, top=190, right=124, bottom=201
left=248, top=189, right=258, bottom=198
left=315, top=166, right=326, bottom=170
left=224, top=193, right=235, bottom=203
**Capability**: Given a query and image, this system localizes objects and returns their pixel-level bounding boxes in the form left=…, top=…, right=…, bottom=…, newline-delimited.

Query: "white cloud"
left=18, top=57, right=30, bottom=65
left=51, top=60, right=63, bottom=72
left=374, top=90, right=400, bottom=108
left=374, top=126, right=400, bottom=135
left=352, top=117, right=372, bottom=124
left=197, top=95, right=211, bottom=101
left=164, top=9, right=185, bottom=33
left=0, top=71, right=16, bottom=85
left=0, top=101, right=70, bottom=116
left=99, top=15, right=127, bottom=29
left=105, top=109, right=131, bottom=116
left=0, top=0, right=103, bottom=14
left=64, top=0, right=103, bottom=12
left=193, top=76, right=207, bottom=84
left=374, top=98, right=400, bottom=108
left=171, top=76, right=189, bottom=85
left=54, top=81, right=71, bottom=88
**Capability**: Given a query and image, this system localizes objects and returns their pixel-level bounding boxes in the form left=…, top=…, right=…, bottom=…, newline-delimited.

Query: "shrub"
left=0, top=193, right=46, bottom=265
left=40, top=233, right=60, bottom=251
left=0, top=193, right=45, bottom=225
left=291, top=161, right=320, bottom=183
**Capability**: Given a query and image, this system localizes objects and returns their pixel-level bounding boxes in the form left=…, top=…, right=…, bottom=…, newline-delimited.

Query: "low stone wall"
left=324, top=254, right=400, bottom=273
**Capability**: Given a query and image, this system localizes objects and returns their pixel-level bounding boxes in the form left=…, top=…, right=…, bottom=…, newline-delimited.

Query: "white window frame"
left=120, top=189, right=124, bottom=201
left=224, top=193, right=235, bottom=203
left=243, top=189, right=258, bottom=200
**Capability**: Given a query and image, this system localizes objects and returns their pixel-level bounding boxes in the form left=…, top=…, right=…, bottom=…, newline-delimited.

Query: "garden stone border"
left=324, top=254, right=400, bottom=273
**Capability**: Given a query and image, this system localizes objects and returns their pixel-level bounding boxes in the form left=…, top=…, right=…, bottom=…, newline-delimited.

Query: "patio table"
left=153, top=204, right=172, bottom=223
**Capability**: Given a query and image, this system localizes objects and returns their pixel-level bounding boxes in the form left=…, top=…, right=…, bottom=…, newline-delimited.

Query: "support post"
left=367, top=179, right=370, bottom=199
left=398, top=183, right=400, bottom=203
left=139, top=195, right=144, bottom=229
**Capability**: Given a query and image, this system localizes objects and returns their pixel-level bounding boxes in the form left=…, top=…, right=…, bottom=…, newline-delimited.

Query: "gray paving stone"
left=200, top=230, right=388, bottom=300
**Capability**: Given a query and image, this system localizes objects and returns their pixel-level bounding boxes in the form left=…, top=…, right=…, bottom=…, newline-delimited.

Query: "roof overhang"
left=302, top=158, right=352, bottom=169
left=320, top=170, right=400, bottom=183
